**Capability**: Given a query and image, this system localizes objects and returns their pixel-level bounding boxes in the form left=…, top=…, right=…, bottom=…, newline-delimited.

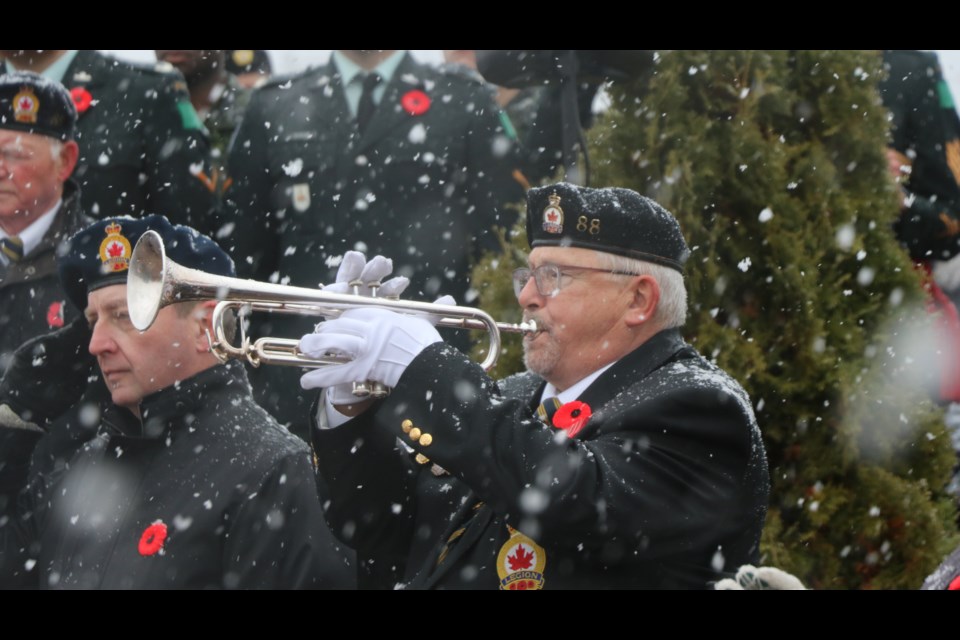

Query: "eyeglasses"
left=512, top=264, right=638, bottom=298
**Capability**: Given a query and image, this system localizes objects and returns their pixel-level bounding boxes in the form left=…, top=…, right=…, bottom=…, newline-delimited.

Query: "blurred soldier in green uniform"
left=156, top=50, right=252, bottom=199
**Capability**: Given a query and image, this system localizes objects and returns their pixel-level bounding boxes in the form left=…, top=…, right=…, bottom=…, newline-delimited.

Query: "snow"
left=282, top=158, right=304, bottom=177
left=408, top=123, right=427, bottom=144
left=834, top=224, right=857, bottom=253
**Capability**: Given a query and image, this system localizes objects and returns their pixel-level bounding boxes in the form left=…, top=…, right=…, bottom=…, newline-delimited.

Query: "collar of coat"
left=500, top=327, right=697, bottom=425
left=100, top=360, right=253, bottom=440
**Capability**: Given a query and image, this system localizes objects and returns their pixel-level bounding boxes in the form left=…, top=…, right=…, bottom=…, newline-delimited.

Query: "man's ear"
left=624, top=275, right=660, bottom=327
left=192, top=300, right=218, bottom=353
left=58, top=140, right=80, bottom=180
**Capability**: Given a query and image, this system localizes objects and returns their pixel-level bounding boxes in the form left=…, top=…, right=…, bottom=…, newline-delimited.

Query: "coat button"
left=401, top=419, right=413, bottom=434
left=415, top=453, right=430, bottom=465
left=418, top=433, right=433, bottom=447
left=409, top=427, right=422, bottom=441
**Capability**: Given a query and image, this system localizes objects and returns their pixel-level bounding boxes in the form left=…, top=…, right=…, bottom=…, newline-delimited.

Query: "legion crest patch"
left=13, top=87, right=39, bottom=124
left=497, top=526, right=546, bottom=590
left=99, top=222, right=133, bottom=273
left=542, top=193, right=563, bottom=234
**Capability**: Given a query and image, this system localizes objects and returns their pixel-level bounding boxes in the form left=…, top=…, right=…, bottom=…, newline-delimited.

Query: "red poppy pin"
left=552, top=401, right=592, bottom=437
left=138, top=521, right=168, bottom=556
left=46, top=301, right=65, bottom=329
left=401, top=89, right=430, bottom=116
left=950, top=574, right=960, bottom=590
left=70, top=87, right=93, bottom=114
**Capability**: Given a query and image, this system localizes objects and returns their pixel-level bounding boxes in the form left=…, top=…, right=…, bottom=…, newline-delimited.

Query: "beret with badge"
left=526, top=182, right=690, bottom=272
left=226, top=50, right=272, bottom=76
left=0, top=70, right=76, bottom=140
left=58, top=214, right=235, bottom=312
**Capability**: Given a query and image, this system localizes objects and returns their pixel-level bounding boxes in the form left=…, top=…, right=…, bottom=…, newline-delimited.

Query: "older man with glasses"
left=302, top=182, right=770, bottom=590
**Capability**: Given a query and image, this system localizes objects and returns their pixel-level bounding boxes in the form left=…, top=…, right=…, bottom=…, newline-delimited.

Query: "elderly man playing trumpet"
left=302, top=182, right=770, bottom=590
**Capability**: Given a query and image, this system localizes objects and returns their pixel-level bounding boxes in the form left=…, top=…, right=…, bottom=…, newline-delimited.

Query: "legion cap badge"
left=542, top=193, right=563, bottom=234
left=98, top=223, right=133, bottom=273
left=13, top=87, right=39, bottom=124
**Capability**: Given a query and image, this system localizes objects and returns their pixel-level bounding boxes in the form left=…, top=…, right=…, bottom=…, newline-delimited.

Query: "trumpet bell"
left=128, top=230, right=167, bottom=331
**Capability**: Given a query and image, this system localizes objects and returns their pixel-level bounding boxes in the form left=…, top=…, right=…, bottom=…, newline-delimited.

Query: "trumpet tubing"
left=128, top=230, right=535, bottom=372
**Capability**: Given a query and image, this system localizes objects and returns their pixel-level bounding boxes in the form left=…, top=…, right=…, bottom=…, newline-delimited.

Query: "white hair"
left=595, top=252, right=688, bottom=329
left=48, top=139, right=62, bottom=161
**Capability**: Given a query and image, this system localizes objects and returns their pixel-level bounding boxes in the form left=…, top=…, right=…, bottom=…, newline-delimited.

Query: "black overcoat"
left=315, top=329, right=770, bottom=589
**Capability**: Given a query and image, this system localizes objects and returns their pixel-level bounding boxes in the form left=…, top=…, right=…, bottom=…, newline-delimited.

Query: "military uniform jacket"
left=224, top=52, right=522, bottom=297
left=0, top=181, right=88, bottom=375
left=881, top=50, right=960, bottom=260
left=64, top=50, right=216, bottom=231
left=0, top=361, right=354, bottom=589
left=223, top=52, right=524, bottom=432
left=315, top=329, right=770, bottom=589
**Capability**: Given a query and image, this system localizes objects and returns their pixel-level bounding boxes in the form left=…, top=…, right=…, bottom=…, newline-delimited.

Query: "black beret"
left=526, top=182, right=690, bottom=272
left=0, top=71, right=76, bottom=140
left=225, top=50, right=271, bottom=75
left=58, top=214, right=235, bottom=311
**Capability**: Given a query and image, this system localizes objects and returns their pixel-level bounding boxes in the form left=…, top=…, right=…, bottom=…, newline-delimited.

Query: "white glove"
left=713, top=565, right=807, bottom=590
left=324, top=250, right=409, bottom=297
left=322, top=251, right=410, bottom=404
left=300, top=308, right=442, bottom=391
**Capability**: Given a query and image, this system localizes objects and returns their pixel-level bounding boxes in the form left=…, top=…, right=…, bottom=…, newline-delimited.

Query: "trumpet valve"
left=369, top=382, right=390, bottom=399
left=351, top=382, right=371, bottom=398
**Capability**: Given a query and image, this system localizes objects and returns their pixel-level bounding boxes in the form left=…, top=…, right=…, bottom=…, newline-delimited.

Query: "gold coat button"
left=415, top=453, right=431, bottom=465
left=401, top=419, right=413, bottom=434
left=409, top=427, right=422, bottom=441
left=418, top=433, right=433, bottom=447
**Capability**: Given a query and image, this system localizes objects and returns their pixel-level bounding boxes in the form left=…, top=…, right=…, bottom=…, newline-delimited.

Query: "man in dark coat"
left=0, top=215, right=354, bottom=589
left=222, top=49, right=526, bottom=435
left=301, top=183, right=770, bottom=589
left=155, top=50, right=252, bottom=201
left=0, top=72, right=89, bottom=375
left=2, top=50, right=216, bottom=231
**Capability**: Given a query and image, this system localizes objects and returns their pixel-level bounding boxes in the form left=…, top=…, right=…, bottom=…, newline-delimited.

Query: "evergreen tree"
left=473, top=50, right=958, bottom=589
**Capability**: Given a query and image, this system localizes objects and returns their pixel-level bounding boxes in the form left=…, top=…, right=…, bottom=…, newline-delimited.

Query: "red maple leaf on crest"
left=107, top=242, right=124, bottom=258
left=18, top=97, right=32, bottom=111
left=547, top=211, right=558, bottom=221
left=508, top=544, right=534, bottom=571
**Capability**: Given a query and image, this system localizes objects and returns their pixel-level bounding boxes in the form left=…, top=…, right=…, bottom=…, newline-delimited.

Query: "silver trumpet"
left=127, top=231, right=537, bottom=378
